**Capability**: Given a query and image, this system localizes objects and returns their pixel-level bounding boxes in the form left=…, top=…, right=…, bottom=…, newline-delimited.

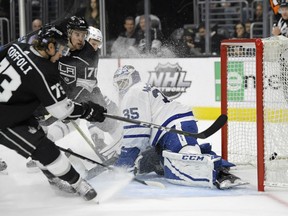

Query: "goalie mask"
left=87, top=26, right=103, bottom=50
left=113, top=65, right=141, bottom=93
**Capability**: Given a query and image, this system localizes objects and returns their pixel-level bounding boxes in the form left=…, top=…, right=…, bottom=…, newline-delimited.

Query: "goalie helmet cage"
left=220, top=37, right=288, bottom=191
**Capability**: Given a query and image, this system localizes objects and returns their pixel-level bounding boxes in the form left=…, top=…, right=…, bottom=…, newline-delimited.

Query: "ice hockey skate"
left=72, top=178, right=97, bottom=201
left=26, top=159, right=40, bottom=173
left=48, top=177, right=76, bottom=194
left=215, top=167, right=249, bottom=189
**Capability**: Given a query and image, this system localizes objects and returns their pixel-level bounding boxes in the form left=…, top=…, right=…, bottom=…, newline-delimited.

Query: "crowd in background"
left=110, top=1, right=265, bottom=58
left=0, top=0, right=283, bottom=58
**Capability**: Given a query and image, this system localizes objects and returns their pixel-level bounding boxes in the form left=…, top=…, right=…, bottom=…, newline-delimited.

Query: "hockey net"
left=221, top=37, right=288, bottom=191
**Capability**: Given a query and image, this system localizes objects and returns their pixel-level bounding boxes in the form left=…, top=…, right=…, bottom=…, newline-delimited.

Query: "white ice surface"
left=1, top=120, right=288, bottom=216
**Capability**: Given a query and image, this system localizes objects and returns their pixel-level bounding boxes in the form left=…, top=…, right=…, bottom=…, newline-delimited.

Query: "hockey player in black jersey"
left=0, top=25, right=107, bottom=201
left=46, top=16, right=121, bottom=163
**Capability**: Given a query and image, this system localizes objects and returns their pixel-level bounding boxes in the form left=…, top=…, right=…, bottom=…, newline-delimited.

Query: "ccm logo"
left=182, top=155, right=205, bottom=161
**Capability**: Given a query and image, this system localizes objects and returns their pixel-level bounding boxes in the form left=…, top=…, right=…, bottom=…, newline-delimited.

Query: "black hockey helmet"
left=37, top=24, right=68, bottom=47
left=66, top=16, right=89, bottom=31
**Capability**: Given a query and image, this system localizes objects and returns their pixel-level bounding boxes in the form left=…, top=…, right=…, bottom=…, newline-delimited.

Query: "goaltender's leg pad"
left=162, top=150, right=221, bottom=188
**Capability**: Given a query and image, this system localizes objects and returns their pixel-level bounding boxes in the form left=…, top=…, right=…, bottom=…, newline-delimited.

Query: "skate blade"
left=26, top=167, right=40, bottom=173
left=0, top=170, right=8, bottom=175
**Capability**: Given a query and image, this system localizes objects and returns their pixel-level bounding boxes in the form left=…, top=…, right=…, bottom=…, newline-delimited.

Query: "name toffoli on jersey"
left=7, top=46, right=33, bottom=74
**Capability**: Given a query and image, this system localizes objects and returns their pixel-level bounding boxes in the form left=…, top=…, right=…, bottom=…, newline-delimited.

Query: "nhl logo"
left=148, top=63, right=191, bottom=100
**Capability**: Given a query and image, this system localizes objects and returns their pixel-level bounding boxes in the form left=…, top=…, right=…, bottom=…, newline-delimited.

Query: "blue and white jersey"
left=119, top=81, right=195, bottom=151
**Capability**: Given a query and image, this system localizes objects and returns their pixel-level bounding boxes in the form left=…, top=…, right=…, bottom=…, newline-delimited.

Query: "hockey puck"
left=269, top=152, right=278, bottom=161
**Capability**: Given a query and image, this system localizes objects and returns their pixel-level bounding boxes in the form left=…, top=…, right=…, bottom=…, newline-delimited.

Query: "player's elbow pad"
left=45, top=98, right=75, bottom=120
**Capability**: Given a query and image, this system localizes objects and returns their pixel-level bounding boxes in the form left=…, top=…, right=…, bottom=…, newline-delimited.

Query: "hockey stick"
left=58, top=146, right=165, bottom=188
left=70, top=120, right=106, bottom=162
left=104, top=113, right=228, bottom=139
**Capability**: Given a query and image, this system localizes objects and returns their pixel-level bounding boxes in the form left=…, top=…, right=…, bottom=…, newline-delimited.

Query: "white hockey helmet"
left=113, top=65, right=141, bottom=93
left=87, top=26, right=103, bottom=49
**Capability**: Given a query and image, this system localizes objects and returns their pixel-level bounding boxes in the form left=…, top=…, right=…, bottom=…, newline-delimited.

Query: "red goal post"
left=220, top=37, right=288, bottom=191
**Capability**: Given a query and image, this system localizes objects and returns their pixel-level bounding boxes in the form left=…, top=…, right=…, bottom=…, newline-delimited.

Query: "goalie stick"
left=57, top=146, right=165, bottom=188
left=104, top=113, right=228, bottom=139
left=70, top=120, right=120, bottom=179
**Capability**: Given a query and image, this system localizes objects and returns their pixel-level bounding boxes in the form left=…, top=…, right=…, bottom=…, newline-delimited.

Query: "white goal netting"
left=221, top=36, right=288, bottom=188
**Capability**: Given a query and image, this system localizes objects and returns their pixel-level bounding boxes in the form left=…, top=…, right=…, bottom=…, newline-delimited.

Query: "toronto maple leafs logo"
left=147, top=63, right=191, bottom=100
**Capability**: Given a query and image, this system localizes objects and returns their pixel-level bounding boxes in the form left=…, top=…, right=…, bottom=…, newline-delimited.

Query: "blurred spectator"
left=245, top=19, right=252, bottom=36
left=28, top=18, right=42, bottom=44
left=210, top=24, right=227, bottom=55
left=84, top=0, right=100, bottom=29
left=135, top=14, right=162, bottom=31
left=194, top=24, right=206, bottom=54
left=272, top=1, right=288, bottom=37
left=120, top=16, right=136, bottom=38
left=134, top=0, right=162, bottom=31
left=111, top=16, right=136, bottom=57
left=32, top=18, right=42, bottom=31
left=253, top=3, right=263, bottom=22
left=193, top=23, right=226, bottom=55
left=134, top=15, right=164, bottom=54
left=231, top=22, right=250, bottom=39
left=173, top=28, right=201, bottom=57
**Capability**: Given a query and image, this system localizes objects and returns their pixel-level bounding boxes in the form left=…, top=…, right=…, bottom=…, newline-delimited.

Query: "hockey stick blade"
left=57, top=146, right=165, bottom=188
left=195, top=114, right=228, bottom=139
left=104, top=113, right=227, bottom=139
left=133, top=178, right=165, bottom=188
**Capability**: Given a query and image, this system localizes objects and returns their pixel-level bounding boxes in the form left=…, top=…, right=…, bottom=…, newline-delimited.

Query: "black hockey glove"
left=81, top=101, right=107, bottom=122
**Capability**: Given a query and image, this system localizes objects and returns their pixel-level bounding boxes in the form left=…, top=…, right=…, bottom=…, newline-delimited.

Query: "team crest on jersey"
left=148, top=63, right=191, bottom=100
left=59, top=62, right=76, bottom=84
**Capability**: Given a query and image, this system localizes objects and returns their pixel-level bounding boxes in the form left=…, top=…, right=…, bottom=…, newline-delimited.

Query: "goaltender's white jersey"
left=119, top=82, right=195, bottom=151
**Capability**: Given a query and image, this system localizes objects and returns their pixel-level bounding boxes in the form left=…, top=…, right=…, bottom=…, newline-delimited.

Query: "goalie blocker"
left=163, top=150, right=221, bottom=188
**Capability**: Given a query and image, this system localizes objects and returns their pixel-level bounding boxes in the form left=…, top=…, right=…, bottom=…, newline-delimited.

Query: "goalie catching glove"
left=114, top=147, right=141, bottom=174
left=114, top=147, right=164, bottom=175
left=81, top=101, right=107, bottom=122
